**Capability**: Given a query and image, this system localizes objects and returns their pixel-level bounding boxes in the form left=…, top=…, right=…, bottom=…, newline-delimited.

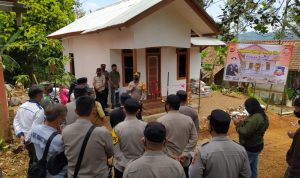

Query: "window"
left=69, top=53, right=75, bottom=75
left=122, top=49, right=134, bottom=85
left=177, top=49, right=188, bottom=79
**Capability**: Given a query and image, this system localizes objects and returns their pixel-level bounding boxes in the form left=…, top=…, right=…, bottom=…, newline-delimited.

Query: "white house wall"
left=132, top=4, right=191, bottom=48
left=161, top=47, right=186, bottom=96
left=137, top=49, right=147, bottom=84
left=190, top=47, right=201, bottom=80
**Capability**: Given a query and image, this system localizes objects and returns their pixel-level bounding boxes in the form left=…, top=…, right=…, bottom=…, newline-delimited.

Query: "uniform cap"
left=74, top=85, right=88, bottom=98
left=77, top=77, right=87, bottom=84
left=209, top=109, right=231, bottom=134
left=124, top=98, right=140, bottom=113
left=144, top=122, right=166, bottom=143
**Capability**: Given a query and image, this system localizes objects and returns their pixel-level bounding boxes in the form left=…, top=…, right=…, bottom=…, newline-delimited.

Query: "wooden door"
left=147, top=55, right=160, bottom=99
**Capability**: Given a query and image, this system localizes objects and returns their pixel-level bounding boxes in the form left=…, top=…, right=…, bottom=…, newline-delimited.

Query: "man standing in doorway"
left=101, top=64, right=109, bottom=108
left=93, top=68, right=106, bottom=109
left=109, top=64, right=120, bottom=109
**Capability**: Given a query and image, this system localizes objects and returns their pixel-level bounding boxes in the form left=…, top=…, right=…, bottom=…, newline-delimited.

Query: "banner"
left=223, top=43, right=293, bottom=85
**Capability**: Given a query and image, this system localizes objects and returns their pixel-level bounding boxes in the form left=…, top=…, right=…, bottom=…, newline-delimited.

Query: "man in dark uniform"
left=285, top=98, right=300, bottom=178
left=101, top=64, right=109, bottom=108
left=226, top=57, right=239, bottom=76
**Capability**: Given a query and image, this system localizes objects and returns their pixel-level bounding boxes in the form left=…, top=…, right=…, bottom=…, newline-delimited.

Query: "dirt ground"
left=0, top=92, right=299, bottom=178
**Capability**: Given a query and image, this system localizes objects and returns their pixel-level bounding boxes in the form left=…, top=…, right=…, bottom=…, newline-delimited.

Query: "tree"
left=0, top=0, right=77, bottom=84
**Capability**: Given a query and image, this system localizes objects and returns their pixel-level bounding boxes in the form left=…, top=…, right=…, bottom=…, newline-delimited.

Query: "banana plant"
left=0, top=30, right=21, bottom=72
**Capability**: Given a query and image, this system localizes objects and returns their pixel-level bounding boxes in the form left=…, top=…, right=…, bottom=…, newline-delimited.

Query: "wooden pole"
left=167, top=72, right=169, bottom=96
left=0, top=57, right=11, bottom=141
left=198, top=68, right=201, bottom=113
left=266, top=84, right=273, bottom=111
left=253, top=82, right=257, bottom=97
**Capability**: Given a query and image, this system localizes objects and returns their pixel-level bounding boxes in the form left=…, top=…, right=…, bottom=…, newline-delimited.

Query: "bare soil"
left=0, top=92, right=298, bottom=178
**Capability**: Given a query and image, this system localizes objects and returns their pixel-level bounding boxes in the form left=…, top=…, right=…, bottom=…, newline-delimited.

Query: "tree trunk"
left=0, top=56, right=12, bottom=141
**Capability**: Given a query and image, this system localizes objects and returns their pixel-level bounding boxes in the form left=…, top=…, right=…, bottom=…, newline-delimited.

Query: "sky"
left=81, top=0, right=224, bottom=21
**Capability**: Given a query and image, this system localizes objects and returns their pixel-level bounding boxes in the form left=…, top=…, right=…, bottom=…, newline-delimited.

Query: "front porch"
left=110, top=46, right=202, bottom=99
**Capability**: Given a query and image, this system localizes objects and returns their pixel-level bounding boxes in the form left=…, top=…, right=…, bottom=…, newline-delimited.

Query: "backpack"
left=28, top=132, right=58, bottom=178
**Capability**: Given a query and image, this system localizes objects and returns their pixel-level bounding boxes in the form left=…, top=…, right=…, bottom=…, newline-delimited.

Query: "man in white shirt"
left=13, top=85, right=45, bottom=172
left=31, top=103, right=67, bottom=178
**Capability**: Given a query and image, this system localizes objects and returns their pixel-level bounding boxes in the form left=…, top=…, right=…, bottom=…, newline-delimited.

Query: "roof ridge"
left=95, top=0, right=130, bottom=11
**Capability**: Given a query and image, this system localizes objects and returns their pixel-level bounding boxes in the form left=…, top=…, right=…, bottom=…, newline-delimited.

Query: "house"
left=49, top=0, right=220, bottom=99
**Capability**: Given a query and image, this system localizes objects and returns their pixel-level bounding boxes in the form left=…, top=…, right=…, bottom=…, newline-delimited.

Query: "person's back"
left=123, top=122, right=185, bottom=178
left=62, top=96, right=114, bottom=178
left=65, top=101, right=77, bottom=125
left=177, top=90, right=200, bottom=133
left=114, top=117, right=146, bottom=160
left=113, top=98, right=146, bottom=178
left=65, top=85, right=88, bottom=125
left=31, top=104, right=68, bottom=178
left=124, top=151, right=184, bottom=178
left=189, top=109, right=251, bottom=178
left=179, top=105, right=200, bottom=133
left=190, top=137, right=250, bottom=178
left=158, top=111, right=196, bottom=157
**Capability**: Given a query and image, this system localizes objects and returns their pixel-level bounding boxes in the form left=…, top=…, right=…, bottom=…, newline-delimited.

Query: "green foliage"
left=202, top=63, right=213, bottom=71
left=285, top=87, right=294, bottom=100
left=14, top=74, right=30, bottom=86
left=200, top=49, right=208, bottom=59
left=0, top=139, right=9, bottom=150
left=211, top=84, right=223, bottom=91
left=0, top=0, right=77, bottom=85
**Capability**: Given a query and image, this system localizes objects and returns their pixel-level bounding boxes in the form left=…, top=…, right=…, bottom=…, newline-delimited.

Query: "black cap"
left=144, top=122, right=166, bottom=143
left=295, top=98, right=300, bottom=107
left=176, top=90, right=187, bottom=101
left=120, top=93, right=131, bottom=105
left=28, top=85, right=43, bottom=99
left=124, top=98, right=140, bottom=113
left=166, top=94, right=181, bottom=110
left=74, top=85, right=88, bottom=98
left=209, top=109, right=231, bottom=134
left=77, top=77, right=87, bottom=84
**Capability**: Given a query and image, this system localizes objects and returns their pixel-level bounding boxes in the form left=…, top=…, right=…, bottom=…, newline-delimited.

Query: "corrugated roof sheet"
left=191, top=37, right=226, bottom=46
left=48, top=0, right=162, bottom=38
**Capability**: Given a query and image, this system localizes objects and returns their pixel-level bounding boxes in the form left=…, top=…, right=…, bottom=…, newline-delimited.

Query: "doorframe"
left=145, top=48, right=161, bottom=99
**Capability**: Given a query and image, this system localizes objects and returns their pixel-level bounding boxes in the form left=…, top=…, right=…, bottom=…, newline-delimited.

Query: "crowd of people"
left=11, top=64, right=300, bottom=178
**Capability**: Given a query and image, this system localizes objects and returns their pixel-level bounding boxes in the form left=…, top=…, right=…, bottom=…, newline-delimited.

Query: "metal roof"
left=191, top=37, right=226, bottom=46
left=48, top=0, right=219, bottom=39
left=48, top=0, right=162, bottom=38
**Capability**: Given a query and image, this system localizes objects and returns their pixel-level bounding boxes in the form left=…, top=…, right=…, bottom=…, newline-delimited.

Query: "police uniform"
left=179, top=105, right=200, bottom=133
left=123, top=122, right=185, bottom=178
left=157, top=111, right=198, bottom=159
left=189, top=136, right=251, bottom=178
left=113, top=115, right=147, bottom=174
left=189, top=109, right=251, bottom=178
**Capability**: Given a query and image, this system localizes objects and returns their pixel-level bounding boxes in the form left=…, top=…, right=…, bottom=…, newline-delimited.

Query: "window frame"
left=122, top=49, right=134, bottom=86
left=176, top=48, right=188, bottom=80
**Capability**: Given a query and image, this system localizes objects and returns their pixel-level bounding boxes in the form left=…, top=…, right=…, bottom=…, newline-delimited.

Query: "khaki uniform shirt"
left=113, top=116, right=147, bottom=172
left=93, top=75, right=105, bottom=92
left=65, top=101, right=78, bottom=125
left=109, top=71, right=120, bottom=89
left=62, top=119, right=114, bottom=178
left=123, top=151, right=185, bottom=178
left=189, top=136, right=251, bottom=178
left=157, top=111, right=198, bottom=158
left=179, top=105, right=200, bottom=133
left=127, top=81, right=142, bottom=101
